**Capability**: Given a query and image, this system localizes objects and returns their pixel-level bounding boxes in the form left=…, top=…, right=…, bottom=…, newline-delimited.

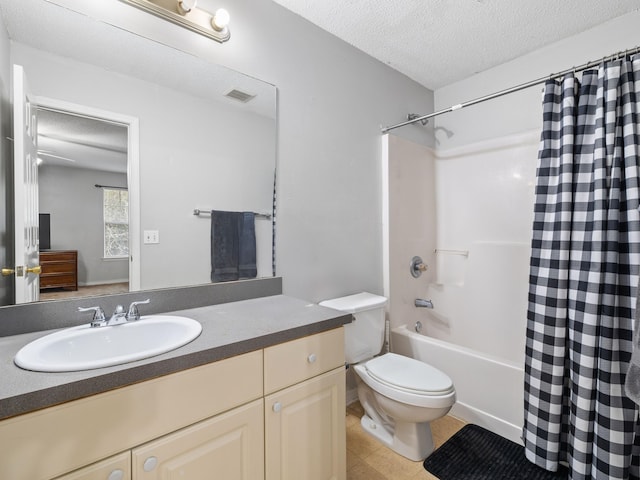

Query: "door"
left=132, top=399, right=264, bottom=480
left=12, top=64, right=40, bottom=303
left=265, top=367, right=346, bottom=480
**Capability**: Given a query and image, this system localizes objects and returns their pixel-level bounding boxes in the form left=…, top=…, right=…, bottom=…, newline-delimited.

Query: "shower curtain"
left=523, top=57, right=640, bottom=479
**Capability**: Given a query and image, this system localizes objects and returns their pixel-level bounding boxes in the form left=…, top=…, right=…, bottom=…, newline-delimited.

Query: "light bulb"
left=178, top=0, right=197, bottom=13
left=211, top=8, right=230, bottom=31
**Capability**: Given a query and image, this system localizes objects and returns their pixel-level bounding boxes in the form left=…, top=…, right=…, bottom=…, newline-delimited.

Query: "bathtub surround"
left=383, top=132, right=533, bottom=443
left=523, top=58, right=640, bottom=478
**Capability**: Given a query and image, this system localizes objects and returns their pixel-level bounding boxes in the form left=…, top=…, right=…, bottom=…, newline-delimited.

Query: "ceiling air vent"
left=225, top=89, right=255, bottom=103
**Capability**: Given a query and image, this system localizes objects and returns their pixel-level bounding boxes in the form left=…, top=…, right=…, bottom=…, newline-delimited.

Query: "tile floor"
left=346, top=401, right=466, bottom=480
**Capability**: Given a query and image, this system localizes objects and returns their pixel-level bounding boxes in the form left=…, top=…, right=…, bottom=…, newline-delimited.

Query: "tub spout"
left=415, top=298, right=434, bottom=309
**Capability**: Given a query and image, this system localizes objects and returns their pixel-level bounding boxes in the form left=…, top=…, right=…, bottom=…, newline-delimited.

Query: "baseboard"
left=79, top=280, right=129, bottom=287
left=450, top=402, right=522, bottom=445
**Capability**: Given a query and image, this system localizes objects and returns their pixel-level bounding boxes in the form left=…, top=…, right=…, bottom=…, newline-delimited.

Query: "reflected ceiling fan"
left=36, top=149, right=77, bottom=165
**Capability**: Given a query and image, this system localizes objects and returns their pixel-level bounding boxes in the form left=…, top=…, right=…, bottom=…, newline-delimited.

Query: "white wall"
left=39, top=165, right=128, bottom=286
left=12, top=42, right=277, bottom=290
left=45, top=0, right=435, bottom=303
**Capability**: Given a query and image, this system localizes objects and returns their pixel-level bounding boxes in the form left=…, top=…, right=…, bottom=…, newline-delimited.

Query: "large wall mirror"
left=0, top=0, right=277, bottom=307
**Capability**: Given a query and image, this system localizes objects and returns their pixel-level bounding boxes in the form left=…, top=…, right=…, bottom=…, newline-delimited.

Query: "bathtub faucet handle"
left=410, top=256, right=428, bottom=278
left=415, top=298, right=434, bottom=309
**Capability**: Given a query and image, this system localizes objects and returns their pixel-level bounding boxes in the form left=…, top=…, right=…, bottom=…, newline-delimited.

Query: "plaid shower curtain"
left=523, top=57, right=640, bottom=479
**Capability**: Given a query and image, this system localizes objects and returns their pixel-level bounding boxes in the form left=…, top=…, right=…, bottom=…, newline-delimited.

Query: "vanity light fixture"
left=120, top=0, right=231, bottom=43
left=211, top=8, right=230, bottom=31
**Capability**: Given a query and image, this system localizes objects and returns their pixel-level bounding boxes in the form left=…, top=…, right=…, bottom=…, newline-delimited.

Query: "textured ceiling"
left=37, top=110, right=128, bottom=173
left=271, top=0, right=640, bottom=90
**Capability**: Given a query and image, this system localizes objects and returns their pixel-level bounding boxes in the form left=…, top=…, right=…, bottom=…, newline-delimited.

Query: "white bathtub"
left=391, top=324, right=524, bottom=444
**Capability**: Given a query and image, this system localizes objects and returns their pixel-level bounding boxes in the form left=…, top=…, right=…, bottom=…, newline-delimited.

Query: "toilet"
left=319, top=292, right=456, bottom=461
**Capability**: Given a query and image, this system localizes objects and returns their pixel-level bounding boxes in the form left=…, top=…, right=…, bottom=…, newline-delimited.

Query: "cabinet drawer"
left=41, top=251, right=77, bottom=262
left=264, top=328, right=344, bottom=394
left=42, top=262, right=76, bottom=275
left=40, top=274, right=77, bottom=288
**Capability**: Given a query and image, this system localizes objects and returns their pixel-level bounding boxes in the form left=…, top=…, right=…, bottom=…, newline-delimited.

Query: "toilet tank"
left=319, top=292, right=388, bottom=364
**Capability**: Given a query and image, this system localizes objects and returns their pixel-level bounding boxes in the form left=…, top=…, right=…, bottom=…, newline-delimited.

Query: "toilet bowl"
left=353, top=352, right=455, bottom=460
left=318, top=292, right=456, bottom=461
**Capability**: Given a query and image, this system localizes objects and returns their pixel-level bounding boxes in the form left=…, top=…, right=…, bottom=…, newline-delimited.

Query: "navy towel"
left=238, top=212, right=257, bottom=279
left=211, top=211, right=257, bottom=282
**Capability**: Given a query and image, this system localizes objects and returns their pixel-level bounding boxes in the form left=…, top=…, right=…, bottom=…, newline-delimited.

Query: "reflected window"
left=103, top=188, right=129, bottom=258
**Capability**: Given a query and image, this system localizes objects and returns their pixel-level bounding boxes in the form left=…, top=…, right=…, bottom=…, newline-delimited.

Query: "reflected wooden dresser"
left=39, top=250, right=78, bottom=291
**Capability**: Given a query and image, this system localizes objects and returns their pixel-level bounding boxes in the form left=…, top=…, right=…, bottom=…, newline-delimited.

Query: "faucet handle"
left=127, top=299, right=150, bottom=321
left=78, top=306, right=106, bottom=325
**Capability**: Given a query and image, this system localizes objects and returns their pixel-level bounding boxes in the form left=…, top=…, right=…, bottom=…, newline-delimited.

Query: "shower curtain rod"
left=381, top=45, right=640, bottom=134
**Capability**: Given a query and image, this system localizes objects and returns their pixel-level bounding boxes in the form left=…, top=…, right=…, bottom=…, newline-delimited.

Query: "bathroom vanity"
left=0, top=293, right=351, bottom=480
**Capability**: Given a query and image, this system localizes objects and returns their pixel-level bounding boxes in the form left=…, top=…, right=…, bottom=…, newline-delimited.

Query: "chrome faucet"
left=108, top=304, right=128, bottom=325
left=79, top=299, right=151, bottom=327
left=127, top=299, right=150, bottom=321
left=77, top=306, right=107, bottom=327
left=415, top=298, right=434, bottom=309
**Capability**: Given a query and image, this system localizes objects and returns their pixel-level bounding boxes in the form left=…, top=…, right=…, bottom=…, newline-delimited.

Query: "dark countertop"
left=0, top=295, right=352, bottom=420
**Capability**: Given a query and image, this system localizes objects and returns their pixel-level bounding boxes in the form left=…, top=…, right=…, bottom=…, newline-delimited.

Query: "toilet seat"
left=354, top=353, right=456, bottom=409
left=366, top=353, right=454, bottom=395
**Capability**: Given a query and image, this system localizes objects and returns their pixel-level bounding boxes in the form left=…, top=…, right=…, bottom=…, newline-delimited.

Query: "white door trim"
left=32, top=95, right=141, bottom=291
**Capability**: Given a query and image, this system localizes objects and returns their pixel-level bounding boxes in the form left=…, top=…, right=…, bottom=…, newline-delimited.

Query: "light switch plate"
left=143, top=230, right=160, bottom=244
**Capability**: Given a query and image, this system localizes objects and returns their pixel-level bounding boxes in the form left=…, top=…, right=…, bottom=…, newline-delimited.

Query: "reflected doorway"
left=34, top=103, right=138, bottom=302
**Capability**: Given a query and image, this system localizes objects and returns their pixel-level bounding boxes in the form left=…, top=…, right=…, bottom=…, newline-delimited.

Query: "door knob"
left=26, top=265, right=41, bottom=275
left=1, top=268, right=14, bottom=276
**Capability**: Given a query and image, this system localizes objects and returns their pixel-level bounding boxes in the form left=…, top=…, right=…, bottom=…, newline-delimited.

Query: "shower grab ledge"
left=434, top=249, right=469, bottom=257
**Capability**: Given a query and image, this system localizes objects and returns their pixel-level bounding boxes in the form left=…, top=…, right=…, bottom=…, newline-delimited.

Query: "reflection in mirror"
left=37, top=109, right=130, bottom=301
left=0, top=0, right=277, bottom=307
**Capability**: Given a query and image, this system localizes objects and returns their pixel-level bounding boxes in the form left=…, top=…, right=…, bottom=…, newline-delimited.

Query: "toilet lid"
left=364, top=353, right=454, bottom=395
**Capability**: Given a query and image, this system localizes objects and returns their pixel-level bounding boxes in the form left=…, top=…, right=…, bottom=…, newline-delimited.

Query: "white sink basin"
left=14, top=315, right=202, bottom=372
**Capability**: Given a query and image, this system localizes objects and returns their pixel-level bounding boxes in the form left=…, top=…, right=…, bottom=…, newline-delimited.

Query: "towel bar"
left=193, top=209, right=272, bottom=220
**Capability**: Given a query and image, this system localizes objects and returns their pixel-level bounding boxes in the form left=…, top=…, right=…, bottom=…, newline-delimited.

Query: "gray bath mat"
left=423, top=424, right=568, bottom=479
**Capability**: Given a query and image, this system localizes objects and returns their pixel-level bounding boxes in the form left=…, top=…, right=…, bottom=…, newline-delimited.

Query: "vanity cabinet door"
left=52, top=452, right=130, bottom=480
left=131, top=399, right=264, bottom=480
left=265, top=366, right=346, bottom=480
